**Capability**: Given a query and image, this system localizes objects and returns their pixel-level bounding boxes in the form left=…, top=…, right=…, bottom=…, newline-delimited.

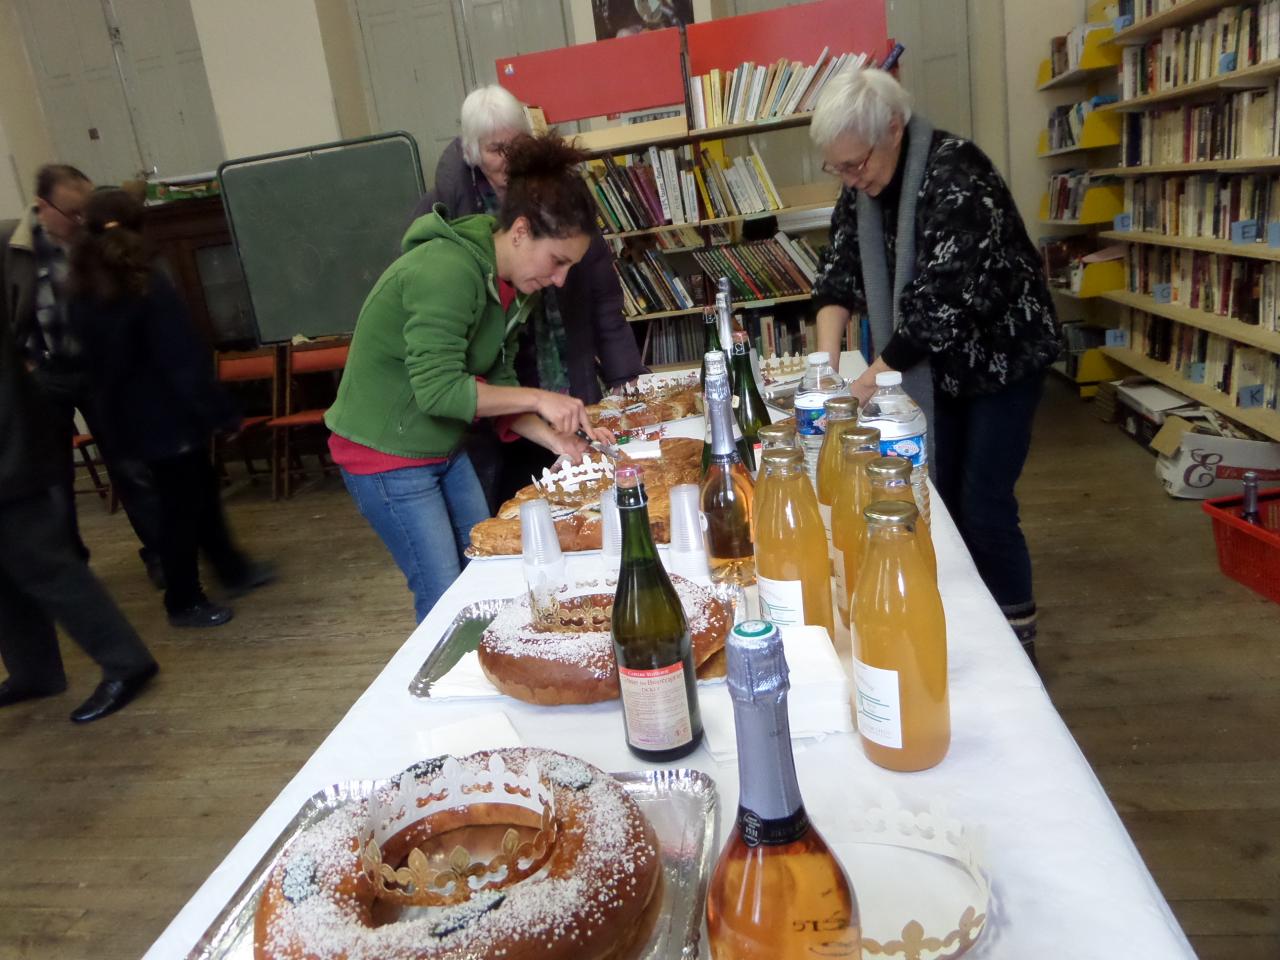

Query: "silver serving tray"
left=185, top=763, right=720, bottom=960
left=409, top=585, right=747, bottom=699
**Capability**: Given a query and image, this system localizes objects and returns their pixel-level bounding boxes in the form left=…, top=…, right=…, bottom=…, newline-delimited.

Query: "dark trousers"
left=933, top=374, right=1044, bottom=612
left=36, top=369, right=162, bottom=564
left=149, top=449, right=249, bottom=613
left=0, top=488, right=155, bottom=687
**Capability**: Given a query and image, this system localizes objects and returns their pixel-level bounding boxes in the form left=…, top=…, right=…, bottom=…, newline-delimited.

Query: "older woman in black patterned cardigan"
left=810, top=67, right=1059, bottom=663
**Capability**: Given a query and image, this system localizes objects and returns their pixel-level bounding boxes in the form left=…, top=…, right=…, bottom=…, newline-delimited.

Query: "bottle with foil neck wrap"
left=701, top=351, right=756, bottom=587
left=716, top=287, right=737, bottom=390
left=1241, top=471, right=1262, bottom=525
left=611, top=464, right=703, bottom=761
left=731, top=330, right=771, bottom=474
left=703, top=350, right=753, bottom=473
left=706, top=620, right=861, bottom=959
left=701, top=306, right=725, bottom=390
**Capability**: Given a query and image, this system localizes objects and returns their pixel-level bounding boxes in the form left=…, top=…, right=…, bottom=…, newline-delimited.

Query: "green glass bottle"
left=702, top=348, right=756, bottom=475
left=612, top=464, right=703, bottom=762
left=731, top=330, right=771, bottom=474
left=701, top=306, right=724, bottom=390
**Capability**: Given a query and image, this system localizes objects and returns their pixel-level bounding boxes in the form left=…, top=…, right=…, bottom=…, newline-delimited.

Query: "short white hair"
left=459, top=85, right=532, bottom=166
left=810, top=67, right=913, bottom=148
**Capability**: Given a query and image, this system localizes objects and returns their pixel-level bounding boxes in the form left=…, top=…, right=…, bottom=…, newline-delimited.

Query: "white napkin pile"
left=699, top=624, right=854, bottom=762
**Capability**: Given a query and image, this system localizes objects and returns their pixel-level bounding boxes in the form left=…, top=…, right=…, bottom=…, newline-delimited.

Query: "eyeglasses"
left=45, top=199, right=85, bottom=224
left=822, top=144, right=876, bottom=179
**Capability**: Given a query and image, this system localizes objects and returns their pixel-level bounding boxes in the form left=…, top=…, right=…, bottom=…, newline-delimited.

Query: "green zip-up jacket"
left=325, top=206, right=534, bottom=458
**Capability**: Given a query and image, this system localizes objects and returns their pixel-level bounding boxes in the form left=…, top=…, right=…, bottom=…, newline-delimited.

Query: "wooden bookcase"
left=495, top=0, right=888, bottom=366
left=1090, top=0, right=1280, bottom=440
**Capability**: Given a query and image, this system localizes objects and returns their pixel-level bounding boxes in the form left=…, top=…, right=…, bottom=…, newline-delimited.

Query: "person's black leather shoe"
left=0, top=678, right=67, bottom=708
left=69, top=663, right=158, bottom=724
left=168, top=601, right=234, bottom=628
left=223, top=561, right=277, bottom=599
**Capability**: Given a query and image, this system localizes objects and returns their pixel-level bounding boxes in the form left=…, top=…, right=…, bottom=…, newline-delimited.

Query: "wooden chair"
left=72, top=434, right=116, bottom=511
left=266, top=341, right=350, bottom=499
left=214, top=347, right=282, bottom=481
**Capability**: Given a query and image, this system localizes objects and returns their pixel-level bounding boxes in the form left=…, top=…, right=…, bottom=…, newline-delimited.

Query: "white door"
left=17, top=0, right=143, bottom=183
left=886, top=0, right=973, bottom=138
left=459, top=0, right=570, bottom=86
left=109, top=0, right=224, bottom=175
left=354, top=0, right=470, bottom=176
left=15, top=0, right=223, bottom=184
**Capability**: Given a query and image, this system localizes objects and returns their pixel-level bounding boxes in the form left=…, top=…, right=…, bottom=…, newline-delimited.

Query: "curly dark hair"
left=497, top=132, right=596, bottom=239
left=70, top=188, right=150, bottom=301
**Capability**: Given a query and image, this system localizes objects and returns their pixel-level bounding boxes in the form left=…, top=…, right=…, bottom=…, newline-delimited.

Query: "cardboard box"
left=1114, top=381, right=1197, bottom=452
left=1150, top=416, right=1280, bottom=499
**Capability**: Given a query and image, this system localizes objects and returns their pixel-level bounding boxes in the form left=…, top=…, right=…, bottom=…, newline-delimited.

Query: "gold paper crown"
left=530, top=587, right=614, bottom=633
left=358, top=755, right=558, bottom=907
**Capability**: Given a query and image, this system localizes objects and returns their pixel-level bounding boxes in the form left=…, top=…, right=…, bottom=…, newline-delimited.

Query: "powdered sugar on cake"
left=259, top=749, right=658, bottom=960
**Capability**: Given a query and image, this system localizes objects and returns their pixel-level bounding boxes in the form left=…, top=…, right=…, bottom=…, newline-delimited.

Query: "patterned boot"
left=1001, top=601, right=1038, bottom=669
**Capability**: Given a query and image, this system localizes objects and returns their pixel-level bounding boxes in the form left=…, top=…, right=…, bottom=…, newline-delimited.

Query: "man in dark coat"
left=1, top=163, right=164, bottom=585
left=0, top=248, right=158, bottom=723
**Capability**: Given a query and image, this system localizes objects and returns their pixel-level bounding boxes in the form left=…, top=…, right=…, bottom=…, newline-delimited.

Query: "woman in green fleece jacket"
left=325, top=134, right=613, bottom=622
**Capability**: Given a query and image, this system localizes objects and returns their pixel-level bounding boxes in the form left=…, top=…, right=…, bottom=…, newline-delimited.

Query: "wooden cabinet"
left=143, top=196, right=256, bottom=349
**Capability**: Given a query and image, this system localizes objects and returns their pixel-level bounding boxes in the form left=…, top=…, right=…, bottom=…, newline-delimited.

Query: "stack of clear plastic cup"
left=666, top=483, right=711, bottom=583
left=600, top=487, right=622, bottom=582
left=520, top=499, right=566, bottom=623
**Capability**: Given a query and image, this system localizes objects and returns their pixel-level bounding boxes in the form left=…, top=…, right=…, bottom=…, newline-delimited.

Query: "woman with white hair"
left=406, top=85, right=647, bottom=508
left=809, top=67, right=1058, bottom=663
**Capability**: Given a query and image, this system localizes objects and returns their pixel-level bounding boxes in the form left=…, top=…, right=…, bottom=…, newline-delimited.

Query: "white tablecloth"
left=144, top=366, right=1195, bottom=959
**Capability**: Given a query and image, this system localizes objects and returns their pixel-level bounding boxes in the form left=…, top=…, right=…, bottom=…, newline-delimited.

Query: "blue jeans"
left=340, top=453, right=489, bottom=623
left=932, top=374, right=1045, bottom=614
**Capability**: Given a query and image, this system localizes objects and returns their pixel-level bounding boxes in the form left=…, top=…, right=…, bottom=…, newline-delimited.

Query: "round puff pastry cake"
left=477, top=575, right=732, bottom=705
left=254, top=748, right=663, bottom=960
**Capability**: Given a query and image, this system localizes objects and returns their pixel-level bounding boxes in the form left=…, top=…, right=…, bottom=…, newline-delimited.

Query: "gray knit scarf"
left=856, top=114, right=935, bottom=444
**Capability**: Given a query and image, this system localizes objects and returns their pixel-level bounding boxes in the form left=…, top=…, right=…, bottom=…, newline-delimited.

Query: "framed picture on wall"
left=592, top=0, right=693, bottom=40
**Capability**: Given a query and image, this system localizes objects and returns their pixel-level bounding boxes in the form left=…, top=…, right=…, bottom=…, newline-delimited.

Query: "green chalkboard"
left=218, top=133, right=424, bottom=345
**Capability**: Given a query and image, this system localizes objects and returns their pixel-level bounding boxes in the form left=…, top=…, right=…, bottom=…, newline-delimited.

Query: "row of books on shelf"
left=646, top=309, right=824, bottom=366
left=687, top=48, right=866, bottom=131
left=1048, top=23, right=1115, bottom=79
left=1119, top=82, right=1280, bottom=165
left=1122, top=171, right=1280, bottom=237
left=1125, top=244, right=1280, bottom=330
left=1047, top=96, right=1119, bottom=150
left=1045, top=171, right=1117, bottom=220
left=612, top=234, right=819, bottom=318
left=1121, top=307, right=1280, bottom=408
left=1119, top=1, right=1280, bottom=100
left=584, top=143, right=785, bottom=233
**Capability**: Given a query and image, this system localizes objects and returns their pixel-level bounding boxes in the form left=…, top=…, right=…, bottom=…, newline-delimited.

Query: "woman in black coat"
left=809, top=68, right=1060, bottom=663
left=407, top=85, right=648, bottom=506
left=70, top=189, right=272, bottom=629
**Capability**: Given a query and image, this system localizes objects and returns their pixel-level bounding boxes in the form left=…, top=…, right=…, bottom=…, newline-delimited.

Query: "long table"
left=145, top=367, right=1196, bottom=957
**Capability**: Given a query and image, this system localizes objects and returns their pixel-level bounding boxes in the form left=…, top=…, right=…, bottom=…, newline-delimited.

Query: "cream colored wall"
left=189, top=0, right=340, bottom=159
left=0, top=0, right=55, bottom=212
left=314, top=0, right=373, bottom=138
left=966, top=0, right=1009, bottom=179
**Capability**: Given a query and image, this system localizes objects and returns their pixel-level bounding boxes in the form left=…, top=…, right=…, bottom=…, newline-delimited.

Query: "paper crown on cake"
left=359, top=754, right=557, bottom=907
left=531, top=455, right=614, bottom=497
left=529, top=579, right=614, bottom=632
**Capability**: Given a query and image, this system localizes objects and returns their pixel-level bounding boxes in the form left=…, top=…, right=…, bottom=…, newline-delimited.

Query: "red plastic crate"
left=1202, top=488, right=1280, bottom=604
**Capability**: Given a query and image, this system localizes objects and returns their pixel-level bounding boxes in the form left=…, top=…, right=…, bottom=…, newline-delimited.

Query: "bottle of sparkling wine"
left=611, top=465, right=703, bottom=761
left=702, top=351, right=756, bottom=587
left=707, top=620, right=861, bottom=959
left=731, top=330, right=771, bottom=474
left=701, top=306, right=725, bottom=390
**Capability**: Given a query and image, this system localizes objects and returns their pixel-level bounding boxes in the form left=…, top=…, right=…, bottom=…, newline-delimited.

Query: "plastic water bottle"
left=858, top=371, right=931, bottom=523
left=793, top=351, right=845, bottom=486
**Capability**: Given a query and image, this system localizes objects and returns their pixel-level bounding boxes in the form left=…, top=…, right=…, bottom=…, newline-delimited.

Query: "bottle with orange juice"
left=830, top=426, right=880, bottom=627
left=851, top=500, right=950, bottom=772
left=754, top=447, right=834, bottom=637
left=815, top=396, right=857, bottom=565
left=863, top=457, right=936, bottom=580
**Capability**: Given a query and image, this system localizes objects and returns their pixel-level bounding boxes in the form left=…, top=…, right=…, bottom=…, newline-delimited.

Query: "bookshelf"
left=1036, top=2, right=1128, bottom=398
left=1088, top=0, right=1280, bottom=431
left=1102, top=345, right=1280, bottom=438
left=497, top=0, right=889, bottom=367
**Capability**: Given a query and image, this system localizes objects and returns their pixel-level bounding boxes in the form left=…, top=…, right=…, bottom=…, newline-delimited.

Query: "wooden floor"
left=0, top=377, right=1276, bottom=959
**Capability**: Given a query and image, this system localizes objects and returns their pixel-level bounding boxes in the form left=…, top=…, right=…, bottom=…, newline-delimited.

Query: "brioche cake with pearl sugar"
left=477, top=575, right=732, bottom=704
left=467, top=437, right=703, bottom=556
left=254, top=749, right=663, bottom=960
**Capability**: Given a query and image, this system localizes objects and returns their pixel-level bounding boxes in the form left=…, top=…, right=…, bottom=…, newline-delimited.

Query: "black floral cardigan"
left=811, top=129, right=1059, bottom=398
